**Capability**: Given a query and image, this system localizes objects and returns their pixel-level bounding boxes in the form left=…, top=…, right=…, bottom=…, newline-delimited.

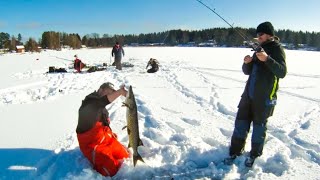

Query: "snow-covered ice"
left=0, top=47, right=319, bottom=179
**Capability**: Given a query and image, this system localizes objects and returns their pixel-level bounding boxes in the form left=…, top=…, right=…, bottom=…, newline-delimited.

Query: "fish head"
left=126, top=86, right=134, bottom=98
left=125, top=86, right=136, bottom=106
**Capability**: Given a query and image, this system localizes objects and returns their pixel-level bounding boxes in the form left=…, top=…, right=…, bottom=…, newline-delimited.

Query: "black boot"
left=224, top=154, right=237, bottom=165
left=224, top=137, right=246, bottom=165
left=244, top=156, right=256, bottom=167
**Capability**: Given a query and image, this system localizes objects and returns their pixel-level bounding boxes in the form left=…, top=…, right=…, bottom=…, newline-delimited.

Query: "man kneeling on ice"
left=74, top=55, right=85, bottom=73
left=76, top=82, right=129, bottom=177
left=146, top=58, right=159, bottom=73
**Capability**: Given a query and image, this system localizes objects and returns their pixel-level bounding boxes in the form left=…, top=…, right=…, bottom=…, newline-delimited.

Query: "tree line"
left=0, top=32, right=42, bottom=52
left=0, top=31, right=82, bottom=52
left=82, top=28, right=320, bottom=49
left=0, top=33, right=23, bottom=51
left=41, top=31, right=82, bottom=50
left=1, top=28, right=320, bottom=52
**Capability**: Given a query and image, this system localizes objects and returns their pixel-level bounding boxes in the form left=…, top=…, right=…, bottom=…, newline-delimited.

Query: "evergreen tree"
left=76, top=34, right=81, bottom=42
left=17, top=33, right=22, bottom=44
left=294, top=31, right=303, bottom=47
left=82, top=35, right=88, bottom=46
left=182, top=31, right=189, bottom=44
left=0, top=32, right=10, bottom=49
left=9, top=36, right=17, bottom=51
left=25, top=38, right=39, bottom=52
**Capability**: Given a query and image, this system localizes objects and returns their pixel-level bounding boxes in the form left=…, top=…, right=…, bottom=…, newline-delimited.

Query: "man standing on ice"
left=76, top=82, right=129, bottom=176
left=224, top=22, right=287, bottom=167
left=111, top=42, right=125, bottom=70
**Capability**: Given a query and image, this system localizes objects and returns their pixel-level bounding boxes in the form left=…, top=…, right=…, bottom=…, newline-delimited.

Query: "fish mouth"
left=127, top=86, right=134, bottom=98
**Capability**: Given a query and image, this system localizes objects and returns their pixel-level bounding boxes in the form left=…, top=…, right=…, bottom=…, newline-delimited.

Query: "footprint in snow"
left=181, top=118, right=201, bottom=126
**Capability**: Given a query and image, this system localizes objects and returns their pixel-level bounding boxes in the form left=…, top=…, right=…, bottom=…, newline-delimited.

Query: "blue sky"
left=0, top=0, right=319, bottom=40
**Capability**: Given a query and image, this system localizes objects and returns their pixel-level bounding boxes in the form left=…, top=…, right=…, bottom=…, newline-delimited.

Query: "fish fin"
left=122, top=126, right=127, bottom=130
left=128, top=142, right=131, bottom=148
left=123, top=102, right=133, bottom=110
left=127, top=128, right=130, bottom=135
left=139, top=139, right=144, bottom=146
left=133, top=153, right=145, bottom=167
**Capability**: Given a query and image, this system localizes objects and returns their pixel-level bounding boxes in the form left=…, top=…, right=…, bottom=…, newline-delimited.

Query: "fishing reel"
left=245, top=41, right=263, bottom=52
left=251, top=42, right=264, bottom=52
left=253, top=46, right=264, bottom=52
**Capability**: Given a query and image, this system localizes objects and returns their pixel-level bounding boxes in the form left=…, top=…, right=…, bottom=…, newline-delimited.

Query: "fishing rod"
left=162, top=31, right=170, bottom=44
left=51, top=55, right=74, bottom=62
left=195, top=0, right=262, bottom=52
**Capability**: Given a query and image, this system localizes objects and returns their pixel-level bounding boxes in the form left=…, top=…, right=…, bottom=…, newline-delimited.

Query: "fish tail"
left=133, top=152, right=145, bottom=167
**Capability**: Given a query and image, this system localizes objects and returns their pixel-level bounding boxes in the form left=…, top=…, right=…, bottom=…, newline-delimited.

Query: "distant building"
left=62, top=45, right=71, bottom=49
left=178, top=42, right=196, bottom=47
left=198, top=40, right=217, bottom=47
left=187, top=42, right=196, bottom=47
left=16, top=45, right=25, bottom=53
left=129, top=43, right=139, bottom=47
left=281, top=43, right=295, bottom=50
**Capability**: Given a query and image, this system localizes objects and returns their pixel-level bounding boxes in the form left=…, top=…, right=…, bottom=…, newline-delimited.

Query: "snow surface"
left=0, top=47, right=319, bottom=180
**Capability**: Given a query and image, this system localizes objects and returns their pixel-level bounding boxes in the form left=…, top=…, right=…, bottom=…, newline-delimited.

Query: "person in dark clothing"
left=76, top=82, right=129, bottom=176
left=111, top=42, right=125, bottom=70
left=146, top=58, right=159, bottom=73
left=224, top=21, right=287, bottom=167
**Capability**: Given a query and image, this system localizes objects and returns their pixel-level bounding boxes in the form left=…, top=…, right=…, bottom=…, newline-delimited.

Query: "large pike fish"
left=122, top=86, right=144, bottom=166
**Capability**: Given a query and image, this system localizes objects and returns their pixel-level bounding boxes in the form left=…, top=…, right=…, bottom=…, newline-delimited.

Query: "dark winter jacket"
left=239, top=37, right=287, bottom=120
left=74, top=58, right=83, bottom=72
left=111, top=45, right=124, bottom=59
left=146, top=59, right=159, bottom=70
left=76, top=92, right=110, bottom=133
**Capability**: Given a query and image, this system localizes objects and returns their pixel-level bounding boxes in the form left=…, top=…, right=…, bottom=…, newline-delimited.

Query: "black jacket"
left=111, top=45, right=124, bottom=59
left=239, top=38, right=287, bottom=120
left=76, top=92, right=110, bottom=133
left=146, top=59, right=159, bottom=70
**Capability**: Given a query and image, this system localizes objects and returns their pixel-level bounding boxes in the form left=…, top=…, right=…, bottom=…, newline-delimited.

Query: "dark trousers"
left=230, top=99, right=268, bottom=158
left=147, top=68, right=158, bottom=73
left=114, top=57, right=122, bottom=70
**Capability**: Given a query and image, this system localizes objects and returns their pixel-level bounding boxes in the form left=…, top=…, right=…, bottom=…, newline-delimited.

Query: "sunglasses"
left=257, top=33, right=265, bottom=37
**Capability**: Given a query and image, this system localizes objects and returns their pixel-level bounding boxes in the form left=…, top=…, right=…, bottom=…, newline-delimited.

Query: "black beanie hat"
left=256, top=21, right=275, bottom=36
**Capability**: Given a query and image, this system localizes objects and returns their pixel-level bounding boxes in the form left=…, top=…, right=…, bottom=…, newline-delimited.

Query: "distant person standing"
left=146, top=58, right=159, bottom=73
left=224, top=21, right=287, bottom=167
left=111, top=42, right=125, bottom=70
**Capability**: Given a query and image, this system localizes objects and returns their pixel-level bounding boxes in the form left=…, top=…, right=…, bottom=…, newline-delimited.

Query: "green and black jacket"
left=239, top=38, right=287, bottom=120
